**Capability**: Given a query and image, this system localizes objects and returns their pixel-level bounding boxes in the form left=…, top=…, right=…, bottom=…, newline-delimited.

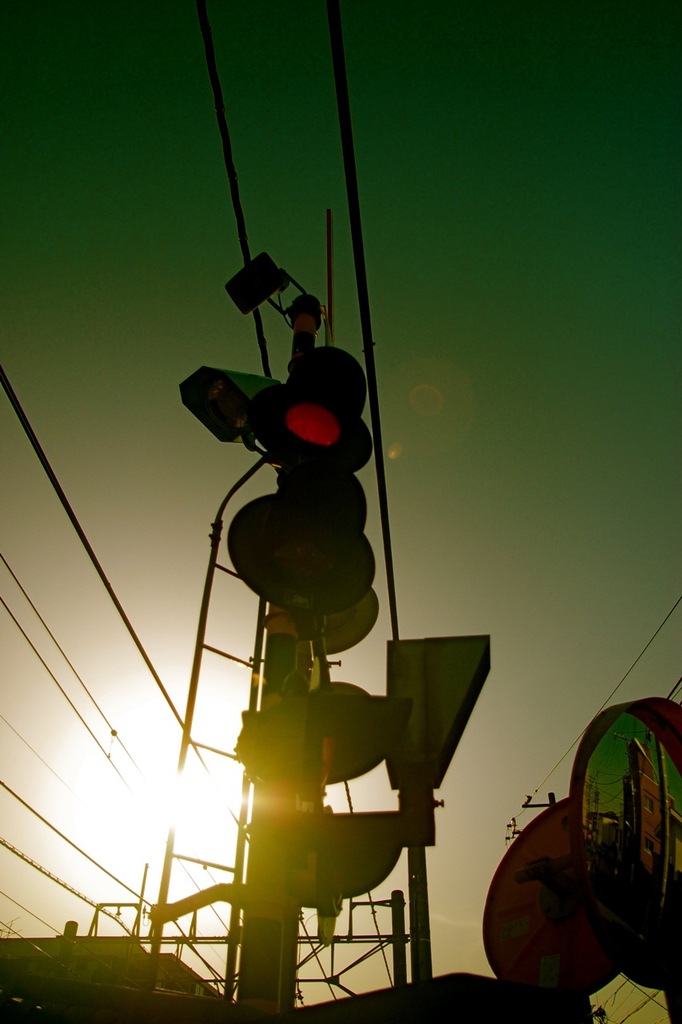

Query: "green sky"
left=1, top=2, right=680, bottom=1018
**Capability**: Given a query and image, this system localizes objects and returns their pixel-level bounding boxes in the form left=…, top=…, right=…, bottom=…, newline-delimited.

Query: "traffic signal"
left=247, top=343, right=373, bottom=472
left=227, top=297, right=375, bottom=618
left=228, top=460, right=374, bottom=616
left=292, top=588, right=379, bottom=655
left=236, top=678, right=416, bottom=923
left=237, top=682, right=413, bottom=791
left=224, top=305, right=396, bottom=935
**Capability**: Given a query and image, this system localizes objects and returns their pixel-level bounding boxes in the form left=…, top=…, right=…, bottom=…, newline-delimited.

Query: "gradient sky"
left=1, top=3, right=680, bottom=1020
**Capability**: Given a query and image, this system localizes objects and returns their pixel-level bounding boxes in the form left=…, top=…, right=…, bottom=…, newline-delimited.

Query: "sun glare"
left=69, top=690, right=251, bottom=907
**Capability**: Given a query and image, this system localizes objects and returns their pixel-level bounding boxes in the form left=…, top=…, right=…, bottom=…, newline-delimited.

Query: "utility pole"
left=408, top=847, right=432, bottom=982
left=235, top=610, right=303, bottom=1013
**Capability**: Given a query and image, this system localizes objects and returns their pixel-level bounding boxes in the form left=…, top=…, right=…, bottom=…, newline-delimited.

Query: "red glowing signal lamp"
left=248, top=346, right=372, bottom=470
left=285, top=401, right=342, bottom=447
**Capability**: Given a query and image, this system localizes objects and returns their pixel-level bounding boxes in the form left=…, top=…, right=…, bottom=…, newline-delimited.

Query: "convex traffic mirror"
left=568, top=696, right=682, bottom=991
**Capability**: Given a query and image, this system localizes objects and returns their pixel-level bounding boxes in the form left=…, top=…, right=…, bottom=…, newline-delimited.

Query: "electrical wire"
left=1, top=567, right=241, bottom=976
left=0, top=364, right=184, bottom=735
left=667, top=676, right=682, bottom=702
left=597, top=975, right=666, bottom=1024
left=0, top=898, right=57, bottom=940
left=519, top=593, right=682, bottom=812
left=195, top=0, right=272, bottom=379
left=177, top=857, right=229, bottom=935
left=3, top=6, right=406, bottom=1002
left=341, top=748, right=392, bottom=986
left=367, top=897, right=393, bottom=987
left=1, top=551, right=143, bottom=777
left=3, top=829, right=228, bottom=994
left=0, top=779, right=140, bottom=900
left=3, top=774, right=224, bottom=982
left=190, top=2, right=410, bottom=1000
left=0, top=833, right=218, bottom=988
left=326, top=0, right=400, bottom=643
left=0, top=838, right=132, bottom=934
left=1, top=595, right=130, bottom=789
left=592, top=593, right=681, bottom=712
left=0, top=714, right=78, bottom=797
left=2, top=368, right=253, bottom=979
left=0, top=363, right=215, bottom=781
left=297, top=914, right=339, bottom=1003
left=0, top=902, right=148, bottom=991
left=617, top=986, right=668, bottom=1022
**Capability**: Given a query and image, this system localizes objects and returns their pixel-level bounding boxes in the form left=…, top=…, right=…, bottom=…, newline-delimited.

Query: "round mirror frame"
left=483, top=798, right=617, bottom=992
left=568, top=695, right=682, bottom=990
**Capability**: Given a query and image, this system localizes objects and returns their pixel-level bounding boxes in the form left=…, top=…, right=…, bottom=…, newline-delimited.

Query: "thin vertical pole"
left=408, top=847, right=432, bottom=982
left=326, top=208, right=334, bottom=343
left=326, top=0, right=399, bottom=642
left=132, top=863, right=149, bottom=938
left=148, top=458, right=267, bottom=986
left=390, top=889, right=408, bottom=987
left=327, top=0, right=438, bottom=988
left=225, top=595, right=267, bottom=998
left=236, top=620, right=300, bottom=1013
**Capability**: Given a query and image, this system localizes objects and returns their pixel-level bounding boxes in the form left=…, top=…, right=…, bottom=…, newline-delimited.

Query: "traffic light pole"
left=236, top=791, right=301, bottom=1013
left=236, top=610, right=302, bottom=1013
left=224, top=595, right=267, bottom=999
left=408, top=847, right=432, bottom=982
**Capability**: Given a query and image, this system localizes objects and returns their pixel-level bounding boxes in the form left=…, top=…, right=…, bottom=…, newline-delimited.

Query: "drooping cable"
left=1, top=363, right=263, bottom=957
left=0, top=884, right=148, bottom=990
left=367, top=896, right=393, bottom=987
left=195, top=0, right=272, bottom=378
left=517, top=592, right=682, bottom=816
left=1, top=551, right=143, bottom=777
left=297, top=913, right=338, bottom=1002
left=668, top=676, right=682, bottom=702
left=177, top=857, right=229, bottom=935
left=0, top=837, right=132, bottom=934
left=326, top=0, right=399, bottom=641
left=1, top=595, right=130, bottom=789
left=0, top=900, right=57, bottom=941
left=0, top=778, right=140, bottom=900
left=1, top=380, right=240, bottom=967
left=595, top=592, right=680, bottom=711
left=0, top=713, right=78, bottom=797
left=0, top=907, right=141, bottom=991
left=617, top=984, right=667, bottom=1022
left=0, top=364, right=204, bottom=764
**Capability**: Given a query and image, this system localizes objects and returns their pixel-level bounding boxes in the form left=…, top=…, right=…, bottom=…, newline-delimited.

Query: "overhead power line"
left=0, top=364, right=182, bottom=732
left=0, top=364, right=215, bottom=779
left=195, top=0, right=272, bottom=378
left=0, top=837, right=133, bottom=933
left=0, top=778, right=140, bottom=901
left=1, top=595, right=130, bottom=789
left=520, top=591, right=682, bottom=812
left=1, top=779, right=235, bottom=975
left=0, top=713, right=79, bottom=797
left=326, top=0, right=399, bottom=642
left=598, top=593, right=681, bottom=710
left=0, top=886, right=146, bottom=991
left=1, top=552, right=143, bottom=778
left=0, top=897, right=57, bottom=941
